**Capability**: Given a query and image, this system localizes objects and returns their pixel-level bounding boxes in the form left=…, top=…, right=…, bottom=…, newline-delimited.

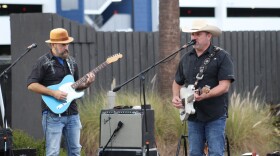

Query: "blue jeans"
left=188, top=115, right=226, bottom=156
left=42, top=112, right=82, bottom=156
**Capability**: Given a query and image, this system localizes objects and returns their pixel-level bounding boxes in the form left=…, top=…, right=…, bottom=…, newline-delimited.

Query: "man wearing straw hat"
left=172, top=20, right=235, bottom=155
left=27, top=28, right=95, bottom=156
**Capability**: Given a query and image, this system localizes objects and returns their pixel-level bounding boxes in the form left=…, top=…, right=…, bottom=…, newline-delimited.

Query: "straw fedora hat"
left=45, top=28, right=74, bottom=44
left=182, top=20, right=222, bottom=37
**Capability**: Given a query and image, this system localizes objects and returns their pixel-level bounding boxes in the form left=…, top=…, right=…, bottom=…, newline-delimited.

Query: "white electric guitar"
left=42, top=53, right=123, bottom=114
left=179, top=85, right=210, bottom=121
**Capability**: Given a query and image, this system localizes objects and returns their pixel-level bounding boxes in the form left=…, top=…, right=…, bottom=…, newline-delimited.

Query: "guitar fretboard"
left=71, top=62, right=108, bottom=89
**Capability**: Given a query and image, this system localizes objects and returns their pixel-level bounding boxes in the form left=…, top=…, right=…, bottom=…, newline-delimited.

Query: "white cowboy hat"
left=45, top=28, right=74, bottom=44
left=182, top=20, right=222, bottom=37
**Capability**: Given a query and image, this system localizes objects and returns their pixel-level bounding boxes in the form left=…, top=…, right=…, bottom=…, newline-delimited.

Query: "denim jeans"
left=42, top=112, right=82, bottom=156
left=188, top=115, right=226, bottom=156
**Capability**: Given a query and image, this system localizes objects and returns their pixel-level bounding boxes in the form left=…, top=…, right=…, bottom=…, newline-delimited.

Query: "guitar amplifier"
left=100, top=108, right=155, bottom=148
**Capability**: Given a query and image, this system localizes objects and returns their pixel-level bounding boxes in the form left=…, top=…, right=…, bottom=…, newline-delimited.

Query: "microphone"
left=27, top=43, right=37, bottom=50
left=188, top=39, right=196, bottom=46
left=181, top=39, right=196, bottom=49
left=114, top=121, right=123, bottom=132
left=113, top=86, right=121, bottom=92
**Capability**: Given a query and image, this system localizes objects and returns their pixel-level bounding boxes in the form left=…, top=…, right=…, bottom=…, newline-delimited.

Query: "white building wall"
left=179, top=0, right=280, bottom=31
left=0, top=0, right=56, bottom=45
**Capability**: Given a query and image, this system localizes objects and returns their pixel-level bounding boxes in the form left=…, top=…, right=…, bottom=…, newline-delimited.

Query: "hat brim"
left=182, top=25, right=222, bottom=37
left=45, top=37, right=74, bottom=44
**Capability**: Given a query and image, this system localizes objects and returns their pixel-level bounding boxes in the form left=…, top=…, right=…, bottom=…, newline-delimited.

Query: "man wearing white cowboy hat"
left=172, top=20, right=235, bottom=155
left=27, top=28, right=95, bottom=156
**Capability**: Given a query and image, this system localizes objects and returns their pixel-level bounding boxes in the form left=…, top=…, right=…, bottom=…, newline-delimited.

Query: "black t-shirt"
left=27, top=52, right=79, bottom=113
left=175, top=45, right=235, bottom=122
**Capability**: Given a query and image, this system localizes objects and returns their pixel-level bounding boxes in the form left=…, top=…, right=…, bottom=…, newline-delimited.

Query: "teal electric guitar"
left=42, top=53, right=123, bottom=114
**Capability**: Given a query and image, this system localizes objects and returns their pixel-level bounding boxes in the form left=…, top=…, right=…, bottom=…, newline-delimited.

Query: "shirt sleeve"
left=218, top=51, right=235, bottom=83
left=174, top=58, right=186, bottom=86
left=26, top=58, right=45, bottom=86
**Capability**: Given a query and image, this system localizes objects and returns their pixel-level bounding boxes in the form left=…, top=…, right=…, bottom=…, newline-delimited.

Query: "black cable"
left=226, top=135, right=230, bottom=156
left=108, top=114, right=113, bottom=156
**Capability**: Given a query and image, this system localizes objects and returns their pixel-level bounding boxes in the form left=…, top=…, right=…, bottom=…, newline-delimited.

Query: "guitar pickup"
left=180, top=111, right=186, bottom=116
left=57, top=102, right=67, bottom=110
left=182, top=98, right=185, bottom=107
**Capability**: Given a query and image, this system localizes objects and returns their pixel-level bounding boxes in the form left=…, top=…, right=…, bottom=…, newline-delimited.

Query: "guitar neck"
left=71, top=61, right=108, bottom=89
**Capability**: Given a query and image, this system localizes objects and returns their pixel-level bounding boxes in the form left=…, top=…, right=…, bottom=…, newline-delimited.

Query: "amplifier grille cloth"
left=100, top=113, right=142, bottom=148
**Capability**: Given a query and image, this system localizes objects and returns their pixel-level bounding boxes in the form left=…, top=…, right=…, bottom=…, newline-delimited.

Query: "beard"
left=59, top=49, right=69, bottom=59
left=193, top=44, right=201, bottom=50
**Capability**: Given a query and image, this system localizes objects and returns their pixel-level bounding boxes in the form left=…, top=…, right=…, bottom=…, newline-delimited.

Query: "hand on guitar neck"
left=194, top=86, right=211, bottom=102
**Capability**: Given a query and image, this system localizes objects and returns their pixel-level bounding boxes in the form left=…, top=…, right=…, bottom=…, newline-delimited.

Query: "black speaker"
left=0, top=128, right=13, bottom=151
left=98, top=147, right=158, bottom=156
left=100, top=108, right=155, bottom=148
left=0, top=150, right=12, bottom=156
left=0, top=148, right=36, bottom=156
left=12, top=148, right=37, bottom=156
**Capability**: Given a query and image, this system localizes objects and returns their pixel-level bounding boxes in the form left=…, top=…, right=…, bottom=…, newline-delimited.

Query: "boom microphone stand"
left=0, top=43, right=37, bottom=156
left=113, top=40, right=196, bottom=156
left=100, top=121, right=123, bottom=156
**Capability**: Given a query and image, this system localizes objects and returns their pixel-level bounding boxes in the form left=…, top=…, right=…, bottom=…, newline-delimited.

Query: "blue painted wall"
left=133, top=0, right=152, bottom=31
left=56, top=0, right=84, bottom=24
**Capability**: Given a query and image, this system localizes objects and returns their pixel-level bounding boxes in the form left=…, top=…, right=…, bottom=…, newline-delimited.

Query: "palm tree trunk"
left=158, top=0, right=180, bottom=96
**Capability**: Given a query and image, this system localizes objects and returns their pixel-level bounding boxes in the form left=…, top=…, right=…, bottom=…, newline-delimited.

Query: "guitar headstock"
left=106, top=53, right=123, bottom=64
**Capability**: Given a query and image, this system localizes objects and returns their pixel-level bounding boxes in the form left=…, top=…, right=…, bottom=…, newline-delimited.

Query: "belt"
left=43, top=109, right=78, bottom=117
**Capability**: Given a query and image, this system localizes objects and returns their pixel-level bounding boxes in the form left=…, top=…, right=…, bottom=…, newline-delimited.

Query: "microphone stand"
left=0, top=45, right=36, bottom=156
left=113, top=40, right=196, bottom=156
left=0, top=46, right=35, bottom=78
left=100, top=123, right=123, bottom=156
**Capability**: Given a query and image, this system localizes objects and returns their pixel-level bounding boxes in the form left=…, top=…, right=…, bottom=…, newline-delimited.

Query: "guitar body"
left=179, top=85, right=195, bottom=121
left=42, top=75, right=85, bottom=114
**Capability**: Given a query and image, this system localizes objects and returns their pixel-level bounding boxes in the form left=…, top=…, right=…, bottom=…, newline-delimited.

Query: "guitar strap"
left=66, top=57, right=75, bottom=75
left=193, top=46, right=221, bottom=89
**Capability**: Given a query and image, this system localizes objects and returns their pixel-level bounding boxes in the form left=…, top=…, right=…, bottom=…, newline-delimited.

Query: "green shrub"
left=12, top=129, right=45, bottom=156
left=227, top=89, right=279, bottom=155
left=79, top=93, right=107, bottom=155
left=12, top=129, right=85, bottom=156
